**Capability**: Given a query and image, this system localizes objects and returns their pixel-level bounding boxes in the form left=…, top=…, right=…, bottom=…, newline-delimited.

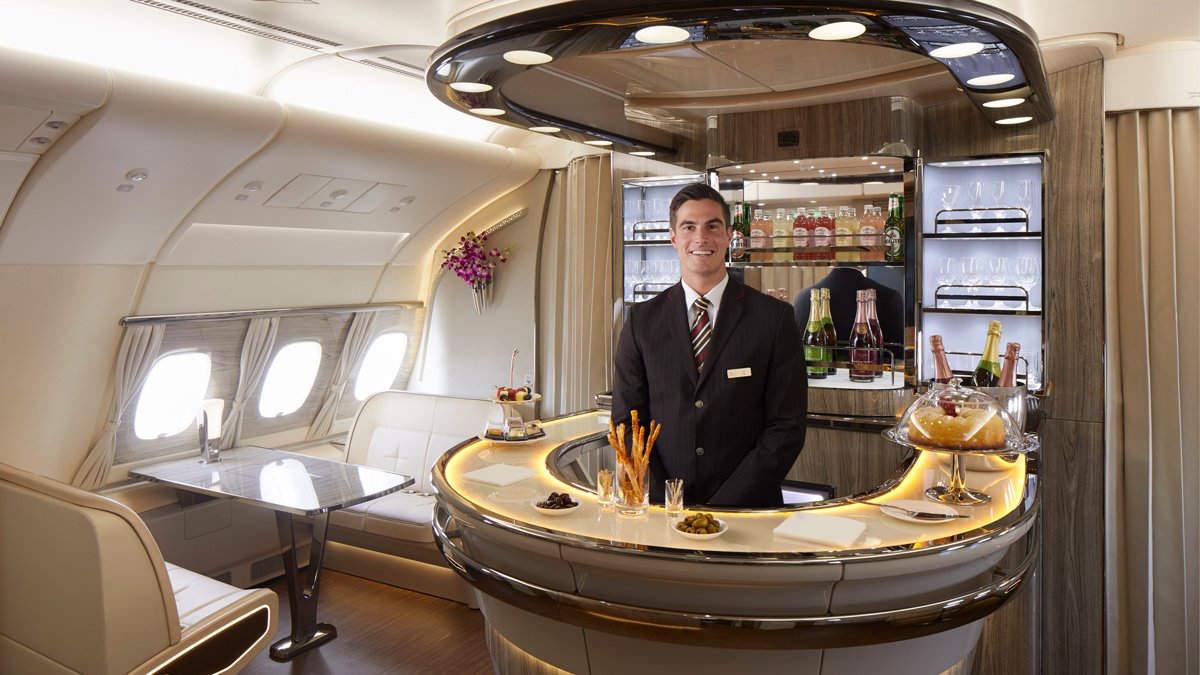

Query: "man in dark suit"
left=613, top=184, right=807, bottom=508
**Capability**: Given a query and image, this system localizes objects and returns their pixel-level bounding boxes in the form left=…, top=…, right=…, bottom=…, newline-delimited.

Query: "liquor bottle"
left=998, top=341, right=1022, bottom=387
left=773, top=208, right=789, bottom=262
left=849, top=290, right=878, bottom=382
left=819, top=288, right=837, bottom=374
left=883, top=193, right=904, bottom=263
left=929, top=334, right=954, bottom=384
left=791, top=208, right=809, bottom=261
left=972, top=320, right=1004, bottom=387
left=865, top=288, right=885, bottom=377
left=802, top=289, right=828, bottom=379
left=729, top=201, right=747, bottom=261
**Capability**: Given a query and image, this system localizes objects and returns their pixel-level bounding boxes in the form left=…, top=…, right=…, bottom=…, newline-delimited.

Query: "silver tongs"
left=847, top=497, right=971, bottom=521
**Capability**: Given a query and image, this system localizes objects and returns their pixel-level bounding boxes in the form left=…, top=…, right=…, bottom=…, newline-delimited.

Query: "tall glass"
left=665, top=479, right=684, bottom=516
left=614, top=462, right=649, bottom=516
left=596, top=468, right=614, bottom=509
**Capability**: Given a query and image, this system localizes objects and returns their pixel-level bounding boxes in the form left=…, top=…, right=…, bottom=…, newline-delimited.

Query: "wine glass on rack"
left=987, top=257, right=1010, bottom=308
left=966, top=181, right=984, bottom=230
left=991, top=180, right=1007, bottom=230
left=960, top=257, right=982, bottom=308
left=1016, top=180, right=1035, bottom=231
left=936, top=257, right=959, bottom=308
left=939, top=185, right=961, bottom=233
left=1014, top=256, right=1040, bottom=309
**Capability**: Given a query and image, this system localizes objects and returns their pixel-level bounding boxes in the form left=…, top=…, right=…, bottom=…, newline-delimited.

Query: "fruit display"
left=495, top=386, right=534, bottom=401
left=535, top=492, right=578, bottom=510
left=675, top=512, right=722, bottom=535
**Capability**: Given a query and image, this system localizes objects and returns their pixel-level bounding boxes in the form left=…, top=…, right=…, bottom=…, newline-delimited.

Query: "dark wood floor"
left=242, top=570, right=494, bottom=675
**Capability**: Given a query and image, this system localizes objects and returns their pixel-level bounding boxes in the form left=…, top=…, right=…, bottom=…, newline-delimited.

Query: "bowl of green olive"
left=673, top=512, right=727, bottom=540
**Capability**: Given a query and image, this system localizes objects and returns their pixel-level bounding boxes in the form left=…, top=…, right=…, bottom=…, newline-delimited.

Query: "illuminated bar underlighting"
left=469, top=108, right=505, bottom=116
left=634, top=25, right=690, bottom=44
left=930, top=42, right=985, bottom=58
left=450, top=82, right=492, bottom=93
left=996, top=116, right=1033, bottom=125
left=529, top=126, right=561, bottom=133
left=983, top=98, right=1025, bottom=108
left=504, top=50, right=553, bottom=65
left=967, top=73, right=1015, bottom=86
left=809, top=21, right=867, bottom=41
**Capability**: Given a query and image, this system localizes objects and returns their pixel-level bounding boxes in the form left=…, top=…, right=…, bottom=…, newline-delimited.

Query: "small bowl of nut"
left=532, top=492, right=580, bottom=516
left=673, top=512, right=727, bottom=540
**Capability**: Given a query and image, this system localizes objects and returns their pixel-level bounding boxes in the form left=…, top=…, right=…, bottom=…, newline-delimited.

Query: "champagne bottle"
left=930, top=334, right=953, bottom=384
left=972, top=320, right=1003, bottom=387
left=998, top=341, right=1022, bottom=387
left=883, top=193, right=904, bottom=263
left=819, top=288, right=837, bottom=374
left=865, top=288, right=885, bottom=378
left=803, top=289, right=828, bottom=379
left=849, top=290, right=878, bottom=382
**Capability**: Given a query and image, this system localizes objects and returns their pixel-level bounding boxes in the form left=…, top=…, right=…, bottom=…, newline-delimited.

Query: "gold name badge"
left=727, top=367, right=752, bottom=379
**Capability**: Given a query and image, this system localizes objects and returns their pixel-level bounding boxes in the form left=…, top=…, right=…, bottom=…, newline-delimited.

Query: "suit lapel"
left=696, top=279, right=745, bottom=390
left=664, top=284, right=698, bottom=388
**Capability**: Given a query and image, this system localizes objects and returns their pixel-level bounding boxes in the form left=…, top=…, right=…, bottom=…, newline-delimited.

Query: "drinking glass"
left=991, top=180, right=1007, bottom=229
left=597, top=468, right=614, bottom=509
left=936, top=257, right=959, bottom=307
left=966, top=181, right=984, bottom=227
left=665, top=479, right=684, bottom=516
left=960, top=257, right=982, bottom=307
left=615, top=462, right=649, bottom=516
left=1016, top=180, right=1035, bottom=230
left=1014, top=257, right=1040, bottom=308
left=939, top=184, right=961, bottom=232
left=986, top=257, right=1009, bottom=308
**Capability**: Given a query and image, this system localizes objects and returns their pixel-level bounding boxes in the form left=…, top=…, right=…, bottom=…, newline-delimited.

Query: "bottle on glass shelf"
left=883, top=193, right=905, bottom=263
left=972, top=320, right=1004, bottom=387
left=819, top=288, right=837, bottom=374
left=860, top=206, right=883, bottom=262
left=729, top=202, right=747, bottom=262
left=836, top=207, right=861, bottom=263
left=803, top=289, right=828, bottom=379
left=998, top=341, right=1022, bottom=387
left=929, top=334, right=954, bottom=384
left=773, top=208, right=790, bottom=262
left=792, top=208, right=809, bottom=261
left=865, top=288, right=885, bottom=377
left=814, top=207, right=834, bottom=261
left=750, top=209, right=769, bottom=262
left=849, top=290, right=878, bottom=382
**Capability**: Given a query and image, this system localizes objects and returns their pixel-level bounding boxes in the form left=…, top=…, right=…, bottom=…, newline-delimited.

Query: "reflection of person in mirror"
left=613, top=183, right=807, bottom=508
left=792, top=267, right=904, bottom=359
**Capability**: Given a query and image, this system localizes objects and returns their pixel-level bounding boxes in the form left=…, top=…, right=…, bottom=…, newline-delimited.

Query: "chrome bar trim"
left=433, top=505, right=1039, bottom=649
left=122, top=302, right=422, bottom=326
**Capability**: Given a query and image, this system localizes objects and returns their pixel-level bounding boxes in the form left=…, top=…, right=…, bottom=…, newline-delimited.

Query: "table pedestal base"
left=270, top=623, right=338, bottom=660
left=269, top=510, right=336, bottom=661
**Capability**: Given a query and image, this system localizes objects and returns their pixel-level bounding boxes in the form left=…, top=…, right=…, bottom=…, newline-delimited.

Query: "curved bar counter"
left=432, top=411, right=1039, bottom=675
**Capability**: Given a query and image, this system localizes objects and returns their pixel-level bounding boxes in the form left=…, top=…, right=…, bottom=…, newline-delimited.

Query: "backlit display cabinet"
left=619, top=174, right=702, bottom=310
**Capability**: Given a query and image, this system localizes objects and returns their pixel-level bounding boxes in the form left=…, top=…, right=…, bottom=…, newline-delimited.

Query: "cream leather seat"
left=0, top=461, right=278, bottom=674
left=325, top=390, right=503, bottom=604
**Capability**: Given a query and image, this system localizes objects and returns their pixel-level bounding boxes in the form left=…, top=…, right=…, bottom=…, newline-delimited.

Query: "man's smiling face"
left=670, top=198, right=731, bottom=290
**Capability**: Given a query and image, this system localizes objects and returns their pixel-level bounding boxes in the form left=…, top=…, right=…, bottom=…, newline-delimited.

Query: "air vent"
left=131, top=0, right=342, bottom=51
left=356, top=58, right=425, bottom=81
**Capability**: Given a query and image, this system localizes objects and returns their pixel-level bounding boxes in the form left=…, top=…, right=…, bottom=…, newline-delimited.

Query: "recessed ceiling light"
left=967, top=73, right=1016, bottom=87
left=772, top=176, right=780, bottom=180
left=634, top=25, right=690, bottom=44
left=831, top=173, right=838, bottom=177
left=809, top=21, right=867, bottom=41
left=630, top=150, right=655, bottom=156
left=865, top=181, right=884, bottom=185
left=810, top=200, right=818, bottom=204
left=997, top=116, right=1034, bottom=125
left=583, top=140, right=613, bottom=146
left=818, top=169, right=825, bottom=173
left=504, top=50, right=553, bottom=65
left=735, top=165, right=743, bottom=169
left=749, top=169, right=757, bottom=173
left=889, top=168, right=896, bottom=172
left=529, top=126, right=560, bottom=133
left=757, top=203, right=766, bottom=206
left=983, top=97, right=1025, bottom=108
left=801, top=182, right=819, bottom=186
left=930, top=42, right=985, bottom=59
left=861, top=156, right=869, bottom=160
left=450, top=82, right=492, bottom=93
left=871, top=161, right=879, bottom=165
left=469, top=107, right=505, bottom=116
left=793, top=160, right=801, bottom=164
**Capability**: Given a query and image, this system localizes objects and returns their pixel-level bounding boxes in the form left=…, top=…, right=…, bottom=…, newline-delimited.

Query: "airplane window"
left=354, top=332, right=409, bottom=401
left=258, top=341, right=322, bottom=418
left=133, top=352, right=212, bottom=440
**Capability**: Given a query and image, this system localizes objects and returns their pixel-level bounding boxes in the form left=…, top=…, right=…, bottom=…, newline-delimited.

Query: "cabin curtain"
left=1104, top=107, right=1199, bottom=675
left=72, top=324, right=165, bottom=489
left=538, top=156, right=613, bottom=417
left=307, top=311, right=376, bottom=440
left=220, top=317, right=278, bottom=449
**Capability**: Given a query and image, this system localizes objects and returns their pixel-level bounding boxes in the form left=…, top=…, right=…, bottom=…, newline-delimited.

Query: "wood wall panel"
left=787, top=426, right=912, bottom=497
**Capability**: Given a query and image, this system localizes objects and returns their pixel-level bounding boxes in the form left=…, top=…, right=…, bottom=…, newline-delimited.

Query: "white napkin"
left=461, top=464, right=536, bottom=487
left=774, top=512, right=867, bottom=548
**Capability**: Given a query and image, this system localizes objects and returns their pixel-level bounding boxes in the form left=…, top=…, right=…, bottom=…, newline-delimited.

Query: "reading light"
left=630, top=150, right=655, bottom=156
left=469, top=108, right=506, bottom=116
left=583, top=140, right=613, bottom=146
left=967, top=73, right=1015, bottom=86
left=450, top=82, right=493, bottom=93
left=983, top=98, right=1025, bottom=108
left=809, top=21, right=867, bottom=41
left=529, top=126, right=560, bottom=133
left=929, top=42, right=985, bottom=58
left=634, top=26, right=690, bottom=44
left=504, top=50, right=553, bottom=65
left=996, top=116, right=1033, bottom=125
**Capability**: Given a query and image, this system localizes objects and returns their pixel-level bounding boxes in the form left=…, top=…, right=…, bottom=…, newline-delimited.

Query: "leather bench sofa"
left=0, top=461, right=278, bottom=674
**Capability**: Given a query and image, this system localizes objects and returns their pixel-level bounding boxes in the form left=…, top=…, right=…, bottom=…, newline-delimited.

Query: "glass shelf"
left=728, top=260, right=903, bottom=268
left=924, top=307, right=1042, bottom=317
left=923, top=232, right=1042, bottom=240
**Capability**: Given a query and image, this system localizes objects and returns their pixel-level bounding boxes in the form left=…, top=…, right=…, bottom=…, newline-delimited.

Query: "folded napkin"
left=774, top=512, right=867, bottom=548
left=461, top=464, right=536, bottom=487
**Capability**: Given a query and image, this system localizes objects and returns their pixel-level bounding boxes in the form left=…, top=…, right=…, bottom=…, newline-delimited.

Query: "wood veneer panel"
left=807, top=386, right=911, bottom=418
left=787, top=426, right=912, bottom=497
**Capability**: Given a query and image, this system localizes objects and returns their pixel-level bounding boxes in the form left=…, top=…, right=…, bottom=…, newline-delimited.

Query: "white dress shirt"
left=681, top=273, right=730, bottom=329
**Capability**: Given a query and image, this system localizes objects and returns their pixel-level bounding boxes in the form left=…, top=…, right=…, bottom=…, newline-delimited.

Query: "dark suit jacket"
left=613, top=278, right=807, bottom=508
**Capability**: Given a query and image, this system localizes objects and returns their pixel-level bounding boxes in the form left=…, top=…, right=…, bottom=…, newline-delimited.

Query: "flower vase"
left=471, top=282, right=493, bottom=314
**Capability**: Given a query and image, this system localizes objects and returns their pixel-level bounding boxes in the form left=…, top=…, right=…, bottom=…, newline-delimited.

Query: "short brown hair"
left=669, top=183, right=731, bottom=231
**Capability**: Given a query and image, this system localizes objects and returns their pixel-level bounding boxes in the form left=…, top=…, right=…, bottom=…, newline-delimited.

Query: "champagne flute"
left=1016, top=179, right=1034, bottom=231
left=991, top=179, right=1006, bottom=230
left=987, top=257, right=1009, bottom=308
left=960, top=257, right=982, bottom=307
left=939, top=185, right=961, bottom=233
left=966, top=181, right=984, bottom=229
left=936, top=257, right=959, bottom=308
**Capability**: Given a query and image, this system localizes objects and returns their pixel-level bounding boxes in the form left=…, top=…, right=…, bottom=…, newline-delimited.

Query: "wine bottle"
left=865, top=288, right=885, bottom=378
left=972, top=320, right=1003, bottom=387
left=998, top=341, right=1022, bottom=387
left=729, top=201, right=747, bottom=261
left=849, top=290, right=878, bottom=382
left=819, top=288, right=837, bottom=375
left=803, top=289, right=828, bottom=379
left=930, top=334, right=953, bottom=384
left=883, top=193, right=904, bottom=263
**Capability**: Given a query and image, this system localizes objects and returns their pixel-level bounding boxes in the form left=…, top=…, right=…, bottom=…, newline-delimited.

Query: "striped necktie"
left=690, top=296, right=712, bottom=372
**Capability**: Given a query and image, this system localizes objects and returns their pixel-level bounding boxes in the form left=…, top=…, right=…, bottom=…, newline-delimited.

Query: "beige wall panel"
left=134, top=266, right=384, bottom=314
left=372, top=264, right=426, bottom=303
left=0, top=264, right=142, bottom=481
